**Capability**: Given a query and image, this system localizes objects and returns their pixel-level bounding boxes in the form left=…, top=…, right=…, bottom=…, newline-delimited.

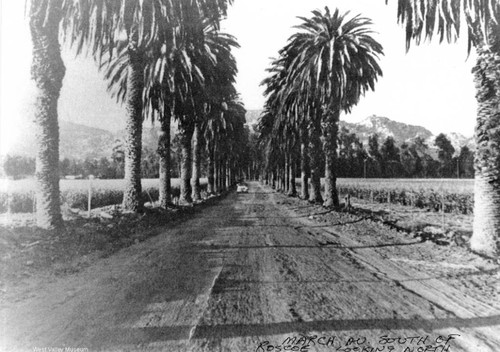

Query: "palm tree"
left=283, top=8, right=383, bottom=207
left=390, top=0, right=500, bottom=257
left=29, top=0, right=65, bottom=229
left=190, top=29, right=239, bottom=202
left=61, top=0, right=232, bottom=211
left=261, top=54, right=314, bottom=200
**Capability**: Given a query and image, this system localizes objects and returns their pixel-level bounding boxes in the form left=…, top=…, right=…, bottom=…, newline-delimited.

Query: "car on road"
left=236, top=183, right=249, bottom=193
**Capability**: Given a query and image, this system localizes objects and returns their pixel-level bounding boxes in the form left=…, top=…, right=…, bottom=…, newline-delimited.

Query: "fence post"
left=441, top=193, right=445, bottom=229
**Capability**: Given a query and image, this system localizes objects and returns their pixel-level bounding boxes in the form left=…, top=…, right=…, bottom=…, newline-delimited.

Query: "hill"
left=9, top=120, right=115, bottom=160
left=342, top=115, right=433, bottom=145
left=245, top=110, right=474, bottom=153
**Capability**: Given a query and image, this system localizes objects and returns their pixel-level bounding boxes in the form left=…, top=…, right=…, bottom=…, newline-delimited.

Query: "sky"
left=0, top=0, right=477, bottom=156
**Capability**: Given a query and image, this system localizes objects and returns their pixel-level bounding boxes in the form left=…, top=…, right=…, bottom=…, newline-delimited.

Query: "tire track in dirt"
left=269, top=182, right=500, bottom=352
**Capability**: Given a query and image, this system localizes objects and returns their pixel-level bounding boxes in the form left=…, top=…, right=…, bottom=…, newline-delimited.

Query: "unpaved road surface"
left=1, top=182, right=499, bottom=351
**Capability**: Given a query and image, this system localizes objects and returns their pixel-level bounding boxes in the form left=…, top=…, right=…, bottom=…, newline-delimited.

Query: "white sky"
left=0, top=0, right=477, bottom=156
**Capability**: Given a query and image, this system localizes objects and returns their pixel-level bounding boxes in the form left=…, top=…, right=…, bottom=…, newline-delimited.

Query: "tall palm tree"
left=190, top=29, right=239, bottom=202
left=283, top=8, right=383, bottom=207
left=204, top=97, right=245, bottom=191
left=390, top=0, right=500, bottom=257
left=61, top=0, right=232, bottom=211
left=29, top=0, right=65, bottom=229
left=261, top=54, right=316, bottom=200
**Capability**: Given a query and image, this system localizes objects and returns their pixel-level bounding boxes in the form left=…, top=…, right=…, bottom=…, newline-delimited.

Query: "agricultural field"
left=292, top=178, right=475, bottom=244
left=0, top=178, right=208, bottom=214
left=336, top=178, right=474, bottom=214
left=294, top=178, right=474, bottom=214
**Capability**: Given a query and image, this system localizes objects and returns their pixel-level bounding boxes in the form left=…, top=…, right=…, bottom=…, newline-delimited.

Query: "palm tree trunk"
left=207, top=143, right=215, bottom=194
left=289, top=158, right=297, bottom=197
left=158, top=114, right=171, bottom=208
left=220, top=158, right=226, bottom=192
left=122, top=42, right=144, bottom=212
left=323, top=112, right=340, bottom=207
left=30, top=0, right=65, bottom=229
left=179, top=122, right=194, bottom=205
left=213, top=158, right=219, bottom=194
left=309, top=118, right=323, bottom=203
left=470, top=32, right=500, bottom=257
left=300, top=129, right=310, bottom=200
left=226, top=160, right=231, bottom=188
left=281, top=163, right=285, bottom=191
left=228, top=161, right=234, bottom=186
left=284, top=155, right=290, bottom=193
left=214, top=144, right=220, bottom=194
left=191, top=121, right=202, bottom=202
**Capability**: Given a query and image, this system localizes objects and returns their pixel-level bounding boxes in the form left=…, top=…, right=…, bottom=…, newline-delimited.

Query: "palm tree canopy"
left=102, top=19, right=239, bottom=124
left=388, top=0, right=500, bottom=52
left=283, top=7, right=384, bottom=114
left=60, top=0, right=233, bottom=61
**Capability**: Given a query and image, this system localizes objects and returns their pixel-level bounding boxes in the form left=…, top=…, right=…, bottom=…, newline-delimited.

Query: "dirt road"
left=1, top=182, right=499, bottom=352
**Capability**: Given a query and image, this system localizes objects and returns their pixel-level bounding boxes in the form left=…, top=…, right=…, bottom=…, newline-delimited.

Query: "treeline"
left=336, top=130, right=474, bottom=179
left=247, top=127, right=474, bottom=181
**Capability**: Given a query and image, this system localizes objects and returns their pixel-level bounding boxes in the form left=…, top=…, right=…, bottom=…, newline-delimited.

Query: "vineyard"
left=294, top=178, right=474, bottom=214
left=0, top=178, right=208, bottom=213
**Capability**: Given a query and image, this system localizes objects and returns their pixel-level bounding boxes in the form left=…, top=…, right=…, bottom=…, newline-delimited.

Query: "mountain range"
left=8, top=121, right=162, bottom=160
left=6, top=112, right=473, bottom=160
left=245, top=110, right=474, bottom=154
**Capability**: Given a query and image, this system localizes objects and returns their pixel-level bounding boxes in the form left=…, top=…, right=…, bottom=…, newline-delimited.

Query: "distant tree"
left=171, top=134, right=182, bottom=179
left=83, top=157, right=98, bottom=177
left=60, top=158, right=71, bottom=177
left=367, top=134, right=382, bottom=177
left=97, top=157, right=113, bottom=179
left=3, top=155, right=36, bottom=179
left=111, top=140, right=125, bottom=179
left=380, top=136, right=402, bottom=177
left=458, top=146, right=475, bottom=178
left=435, top=133, right=455, bottom=177
left=141, top=147, right=159, bottom=178
left=67, top=159, right=83, bottom=176
left=400, top=142, right=418, bottom=177
left=409, top=136, right=437, bottom=178
left=338, top=127, right=366, bottom=177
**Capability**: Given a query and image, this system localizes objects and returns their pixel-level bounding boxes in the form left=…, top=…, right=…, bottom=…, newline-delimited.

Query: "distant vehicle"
left=237, top=183, right=248, bottom=193
left=64, top=174, right=84, bottom=180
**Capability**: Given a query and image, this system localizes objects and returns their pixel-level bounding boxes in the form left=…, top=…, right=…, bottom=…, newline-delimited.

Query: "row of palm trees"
left=29, top=0, right=247, bottom=229
left=258, top=1, right=500, bottom=258
left=258, top=8, right=384, bottom=207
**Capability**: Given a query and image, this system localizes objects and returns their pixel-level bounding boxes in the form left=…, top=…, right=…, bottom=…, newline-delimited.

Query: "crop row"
left=293, top=178, right=474, bottom=214
left=337, top=182, right=473, bottom=214
left=0, top=178, right=207, bottom=213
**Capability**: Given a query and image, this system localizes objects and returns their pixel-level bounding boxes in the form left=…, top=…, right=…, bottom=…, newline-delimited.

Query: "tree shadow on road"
left=99, top=314, right=500, bottom=346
